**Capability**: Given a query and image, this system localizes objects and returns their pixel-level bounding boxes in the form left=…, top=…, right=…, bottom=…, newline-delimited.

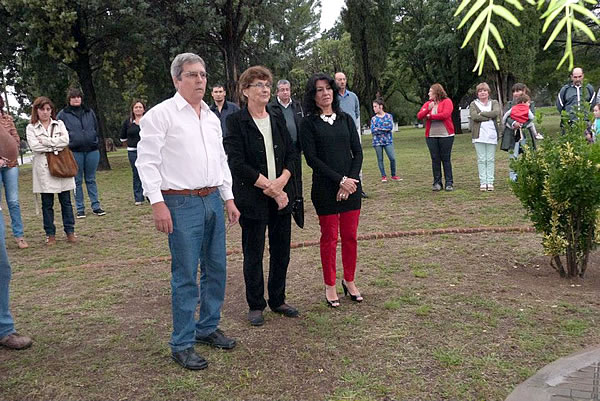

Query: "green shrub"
left=510, top=116, right=600, bottom=278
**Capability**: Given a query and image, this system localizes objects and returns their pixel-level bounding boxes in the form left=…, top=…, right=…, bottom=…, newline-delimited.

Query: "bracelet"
left=340, top=176, right=347, bottom=186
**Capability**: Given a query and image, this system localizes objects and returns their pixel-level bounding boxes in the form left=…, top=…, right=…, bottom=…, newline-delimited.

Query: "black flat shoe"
left=341, top=280, right=363, bottom=302
left=325, top=298, right=340, bottom=308
left=195, top=328, right=236, bottom=349
left=171, top=347, right=208, bottom=370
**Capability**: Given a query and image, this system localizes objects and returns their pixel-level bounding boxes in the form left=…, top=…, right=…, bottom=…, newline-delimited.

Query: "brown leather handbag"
left=46, top=124, right=78, bottom=178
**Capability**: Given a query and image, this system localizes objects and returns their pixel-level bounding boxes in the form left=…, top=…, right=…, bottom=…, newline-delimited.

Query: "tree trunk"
left=70, top=7, right=110, bottom=170
left=74, top=55, right=111, bottom=171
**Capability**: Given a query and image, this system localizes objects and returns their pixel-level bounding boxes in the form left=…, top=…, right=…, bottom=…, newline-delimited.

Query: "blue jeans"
left=72, top=150, right=101, bottom=213
left=509, top=137, right=527, bottom=182
left=41, top=192, right=75, bottom=236
left=0, top=211, right=15, bottom=338
left=165, top=191, right=227, bottom=352
left=127, top=150, right=144, bottom=202
left=374, top=144, right=396, bottom=176
left=0, top=167, right=24, bottom=238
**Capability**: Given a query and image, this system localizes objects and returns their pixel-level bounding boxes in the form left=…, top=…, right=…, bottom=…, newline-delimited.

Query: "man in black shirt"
left=210, top=84, right=240, bottom=137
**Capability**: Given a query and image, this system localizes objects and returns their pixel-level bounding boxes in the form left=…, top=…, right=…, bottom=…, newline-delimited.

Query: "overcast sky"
left=320, top=0, right=344, bottom=32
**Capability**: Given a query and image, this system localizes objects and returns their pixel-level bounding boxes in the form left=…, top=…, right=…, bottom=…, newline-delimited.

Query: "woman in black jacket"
left=223, top=66, right=299, bottom=327
left=300, top=73, right=363, bottom=308
left=57, top=87, right=105, bottom=218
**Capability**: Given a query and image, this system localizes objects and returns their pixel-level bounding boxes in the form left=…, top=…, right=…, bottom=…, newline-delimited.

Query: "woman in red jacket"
left=417, top=83, right=455, bottom=191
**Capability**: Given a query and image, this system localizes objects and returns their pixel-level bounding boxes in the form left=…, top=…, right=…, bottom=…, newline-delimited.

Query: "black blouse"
left=120, top=119, right=141, bottom=149
left=299, top=112, right=362, bottom=216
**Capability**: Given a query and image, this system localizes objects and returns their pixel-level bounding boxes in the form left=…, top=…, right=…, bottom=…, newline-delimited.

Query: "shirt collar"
left=174, top=91, right=210, bottom=113
left=277, top=97, right=291, bottom=108
left=339, top=90, right=350, bottom=98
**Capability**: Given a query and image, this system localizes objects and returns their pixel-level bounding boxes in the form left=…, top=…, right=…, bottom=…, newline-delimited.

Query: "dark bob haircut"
left=303, top=73, right=340, bottom=115
left=66, top=87, right=83, bottom=104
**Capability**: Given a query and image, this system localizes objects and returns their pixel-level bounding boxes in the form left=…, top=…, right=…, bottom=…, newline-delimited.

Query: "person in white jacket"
left=26, top=97, right=76, bottom=245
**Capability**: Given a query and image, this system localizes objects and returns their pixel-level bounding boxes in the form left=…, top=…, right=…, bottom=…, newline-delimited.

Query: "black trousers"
left=426, top=136, right=454, bottom=186
left=240, top=202, right=292, bottom=311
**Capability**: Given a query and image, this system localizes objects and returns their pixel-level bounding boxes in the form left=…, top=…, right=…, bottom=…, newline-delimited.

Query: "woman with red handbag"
left=26, top=97, right=76, bottom=245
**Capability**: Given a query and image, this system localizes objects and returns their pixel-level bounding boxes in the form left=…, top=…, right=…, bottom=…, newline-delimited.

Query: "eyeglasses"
left=247, top=82, right=272, bottom=89
left=182, top=71, right=208, bottom=79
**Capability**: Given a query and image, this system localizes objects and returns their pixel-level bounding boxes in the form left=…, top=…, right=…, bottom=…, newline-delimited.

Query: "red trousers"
left=318, top=209, right=360, bottom=286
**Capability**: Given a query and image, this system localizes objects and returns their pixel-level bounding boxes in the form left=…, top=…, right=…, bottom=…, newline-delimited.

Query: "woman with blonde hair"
left=417, top=83, right=455, bottom=191
left=26, top=97, right=76, bottom=245
left=469, top=82, right=501, bottom=191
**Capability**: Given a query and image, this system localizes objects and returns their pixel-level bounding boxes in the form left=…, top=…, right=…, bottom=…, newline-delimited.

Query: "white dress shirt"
left=136, top=91, right=234, bottom=204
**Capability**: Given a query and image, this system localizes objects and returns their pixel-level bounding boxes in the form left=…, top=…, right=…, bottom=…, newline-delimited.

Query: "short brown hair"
left=31, top=96, right=56, bottom=124
left=238, top=66, right=273, bottom=101
left=429, top=83, right=447, bottom=101
left=515, top=94, right=530, bottom=104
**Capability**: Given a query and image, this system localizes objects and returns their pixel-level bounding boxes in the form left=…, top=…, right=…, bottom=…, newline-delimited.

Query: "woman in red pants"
left=300, top=73, right=364, bottom=307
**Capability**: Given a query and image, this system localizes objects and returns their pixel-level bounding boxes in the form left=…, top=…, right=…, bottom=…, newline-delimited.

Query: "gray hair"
left=170, top=53, right=206, bottom=80
left=277, top=79, right=291, bottom=90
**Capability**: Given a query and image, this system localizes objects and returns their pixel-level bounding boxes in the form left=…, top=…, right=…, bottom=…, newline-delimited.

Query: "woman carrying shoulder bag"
left=26, top=97, right=76, bottom=245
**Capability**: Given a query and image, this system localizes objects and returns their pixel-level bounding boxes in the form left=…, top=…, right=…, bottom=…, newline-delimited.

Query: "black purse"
left=290, top=158, right=304, bottom=229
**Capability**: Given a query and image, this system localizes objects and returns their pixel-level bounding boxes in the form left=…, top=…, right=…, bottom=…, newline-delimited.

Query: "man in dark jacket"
left=556, top=67, right=596, bottom=127
left=269, top=79, right=304, bottom=225
left=57, top=87, right=106, bottom=218
left=209, top=84, right=239, bottom=137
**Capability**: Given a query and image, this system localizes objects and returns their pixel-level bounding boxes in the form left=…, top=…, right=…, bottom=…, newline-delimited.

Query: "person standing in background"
left=210, top=84, right=239, bottom=137
left=335, top=72, right=368, bottom=199
left=120, top=100, right=146, bottom=205
left=0, top=96, right=28, bottom=249
left=26, top=96, right=76, bottom=245
left=57, top=88, right=106, bottom=218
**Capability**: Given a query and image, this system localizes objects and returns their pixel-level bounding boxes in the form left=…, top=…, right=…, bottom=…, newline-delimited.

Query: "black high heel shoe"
left=325, top=297, right=340, bottom=308
left=341, top=280, right=363, bottom=302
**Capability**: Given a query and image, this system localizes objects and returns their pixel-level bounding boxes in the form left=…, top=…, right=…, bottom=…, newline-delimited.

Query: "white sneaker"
left=487, top=184, right=494, bottom=191
left=535, top=134, right=544, bottom=139
left=480, top=184, right=487, bottom=191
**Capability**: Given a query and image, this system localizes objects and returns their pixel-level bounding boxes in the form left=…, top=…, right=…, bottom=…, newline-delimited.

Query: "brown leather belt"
left=161, top=187, right=217, bottom=197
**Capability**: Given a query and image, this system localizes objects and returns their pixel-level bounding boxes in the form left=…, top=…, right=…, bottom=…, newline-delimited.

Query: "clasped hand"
left=339, top=177, right=359, bottom=194
left=262, top=178, right=289, bottom=210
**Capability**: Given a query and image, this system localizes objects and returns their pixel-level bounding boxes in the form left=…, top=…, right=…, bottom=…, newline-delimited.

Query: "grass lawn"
left=2, top=108, right=600, bottom=401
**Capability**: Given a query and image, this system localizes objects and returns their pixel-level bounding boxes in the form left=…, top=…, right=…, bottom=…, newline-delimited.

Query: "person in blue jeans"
left=0, top=192, right=33, bottom=349
left=136, top=53, right=240, bottom=370
left=0, top=97, right=28, bottom=249
left=120, top=100, right=146, bottom=205
left=370, top=98, right=400, bottom=182
left=56, top=87, right=106, bottom=218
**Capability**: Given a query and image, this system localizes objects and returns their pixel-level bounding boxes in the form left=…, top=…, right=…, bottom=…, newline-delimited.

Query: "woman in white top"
left=26, top=97, right=76, bottom=245
left=469, top=82, right=501, bottom=191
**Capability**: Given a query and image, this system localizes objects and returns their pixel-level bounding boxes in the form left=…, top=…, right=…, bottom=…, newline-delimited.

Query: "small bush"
left=511, top=114, right=600, bottom=278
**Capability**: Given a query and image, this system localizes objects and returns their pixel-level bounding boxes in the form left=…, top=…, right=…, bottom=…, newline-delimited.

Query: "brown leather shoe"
left=66, top=233, right=77, bottom=243
left=15, top=237, right=28, bottom=249
left=46, top=236, right=56, bottom=246
left=0, top=333, right=33, bottom=350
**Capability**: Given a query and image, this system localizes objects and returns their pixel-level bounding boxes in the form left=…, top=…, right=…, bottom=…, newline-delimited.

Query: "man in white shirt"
left=136, top=53, right=240, bottom=371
